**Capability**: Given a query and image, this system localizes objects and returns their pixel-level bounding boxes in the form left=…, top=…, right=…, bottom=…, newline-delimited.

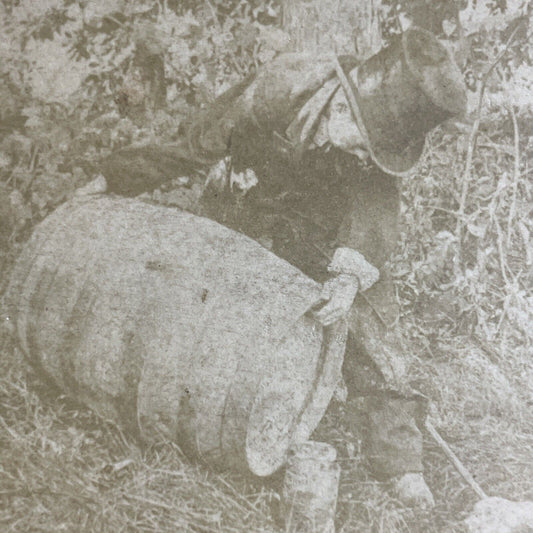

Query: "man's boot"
left=391, top=472, right=435, bottom=509
left=364, top=395, right=435, bottom=509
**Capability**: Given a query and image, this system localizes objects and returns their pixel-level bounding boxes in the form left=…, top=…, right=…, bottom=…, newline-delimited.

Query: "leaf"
left=24, top=36, right=89, bottom=101
left=467, top=222, right=488, bottom=239
left=258, top=26, right=290, bottom=52
left=0, top=151, right=11, bottom=169
left=442, top=19, right=456, bottom=37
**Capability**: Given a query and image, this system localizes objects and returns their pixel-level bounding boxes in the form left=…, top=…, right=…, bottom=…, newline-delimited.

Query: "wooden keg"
left=4, top=196, right=347, bottom=476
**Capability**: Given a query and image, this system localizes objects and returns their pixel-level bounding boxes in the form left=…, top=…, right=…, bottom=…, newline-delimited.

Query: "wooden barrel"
left=4, top=196, right=347, bottom=476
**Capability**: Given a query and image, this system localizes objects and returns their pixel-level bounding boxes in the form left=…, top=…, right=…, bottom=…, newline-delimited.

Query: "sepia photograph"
left=0, top=1, right=532, bottom=531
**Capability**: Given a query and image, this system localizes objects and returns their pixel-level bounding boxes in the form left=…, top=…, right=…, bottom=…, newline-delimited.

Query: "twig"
left=425, top=419, right=487, bottom=500
left=103, top=15, right=125, bottom=28
left=215, top=475, right=270, bottom=518
left=123, top=493, right=174, bottom=511
left=506, top=104, right=520, bottom=248
left=455, top=22, right=525, bottom=248
left=477, top=141, right=514, bottom=156
left=205, top=0, right=222, bottom=31
left=495, top=217, right=509, bottom=286
left=495, top=292, right=510, bottom=336
left=4, top=165, right=16, bottom=187
left=425, top=204, right=469, bottom=218
left=0, top=413, right=22, bottom=441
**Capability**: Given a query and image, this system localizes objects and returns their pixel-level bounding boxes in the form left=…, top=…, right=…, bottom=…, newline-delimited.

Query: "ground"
left=1, top=265, right=532, bottom=532
left=1, top=124, right=533, bottom=532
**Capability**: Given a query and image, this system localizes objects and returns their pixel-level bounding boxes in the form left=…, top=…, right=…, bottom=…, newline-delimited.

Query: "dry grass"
left=2, top=320, right=533, bottom=532
left=1, top=111, right=532, bottom=532
left=320, top=332, right=533, bottom=533
left=0, top=337, right=279, bottom=533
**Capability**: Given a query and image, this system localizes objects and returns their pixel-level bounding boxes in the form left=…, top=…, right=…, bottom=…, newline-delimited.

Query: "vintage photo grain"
left=1, top=1, right=532, bottom=532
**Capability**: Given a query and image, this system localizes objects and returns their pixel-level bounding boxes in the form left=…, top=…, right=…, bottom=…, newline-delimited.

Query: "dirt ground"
left=1, top=295, right=532, bottom=533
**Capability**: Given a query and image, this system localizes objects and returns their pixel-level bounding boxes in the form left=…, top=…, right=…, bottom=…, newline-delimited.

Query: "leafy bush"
left=0, top=0, right=531, bottom=369
left=0, top=0, right=284, bottom=235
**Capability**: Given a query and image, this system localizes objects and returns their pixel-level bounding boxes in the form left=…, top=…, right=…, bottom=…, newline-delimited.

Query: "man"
left=100, top=27, right=467, bottom=507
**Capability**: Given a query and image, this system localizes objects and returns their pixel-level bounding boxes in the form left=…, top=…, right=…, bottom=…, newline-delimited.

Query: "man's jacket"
left=102, top=53, right=362, bottom=196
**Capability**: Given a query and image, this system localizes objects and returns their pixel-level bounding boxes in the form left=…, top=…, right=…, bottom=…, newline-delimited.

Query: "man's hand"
left=314, top=273, right=359, bottom=326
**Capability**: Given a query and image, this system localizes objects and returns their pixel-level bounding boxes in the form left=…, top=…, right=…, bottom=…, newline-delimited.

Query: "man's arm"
left=336, top=169, right=401, bottom=271
left=315, top=168, right=400, bottom=326
left=101, top=142, right=204, bottom=196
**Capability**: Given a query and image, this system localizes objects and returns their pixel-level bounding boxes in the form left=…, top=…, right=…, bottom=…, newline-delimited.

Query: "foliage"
left=0, top=1, right=532, bottom=530
left=397, top=121, right=532, bottom=352
left=388, top=1, right=533, bottom=361
left=0, top=0, right=283, bottom=240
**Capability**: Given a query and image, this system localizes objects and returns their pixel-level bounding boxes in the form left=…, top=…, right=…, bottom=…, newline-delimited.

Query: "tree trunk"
left=280, top=0, right=383, bottom=59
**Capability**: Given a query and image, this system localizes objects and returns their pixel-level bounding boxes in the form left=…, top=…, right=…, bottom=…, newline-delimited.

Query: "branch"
left=506, top=104, right=520, bottom=248
left=103, top=15, right=124, bottom=28
left=455, top=22, right=525, bottom=246
left=205, top=0, right=222, bottom=32
left=425, top=420, right=488, bottom=500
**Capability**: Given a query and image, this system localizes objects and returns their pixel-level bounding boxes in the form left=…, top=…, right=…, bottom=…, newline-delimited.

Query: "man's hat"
left=339, top=27, right=467, bottom=176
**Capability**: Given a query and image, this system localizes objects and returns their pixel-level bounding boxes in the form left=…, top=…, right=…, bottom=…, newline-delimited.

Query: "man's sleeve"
left=336, top=169, right=401, bottom=274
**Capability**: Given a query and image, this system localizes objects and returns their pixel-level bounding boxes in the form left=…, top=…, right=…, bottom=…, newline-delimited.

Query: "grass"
left=0, top=338, right=279, bottom=533
left=1, top=314, right=533, bottom=532
left=1, top=117, right=532, bottom=532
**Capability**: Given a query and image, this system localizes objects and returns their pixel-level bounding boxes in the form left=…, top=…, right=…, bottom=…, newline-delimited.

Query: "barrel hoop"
left=26, top=266, right=59, bottom=378
left=117, top=329, right=145, bottom=437
left=56, top=275, right=98, bottom=396
left=12, top=211, right=70, bottom=356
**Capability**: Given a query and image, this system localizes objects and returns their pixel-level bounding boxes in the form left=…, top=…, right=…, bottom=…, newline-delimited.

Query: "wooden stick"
left=424, top=420, right=488, bottom=501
